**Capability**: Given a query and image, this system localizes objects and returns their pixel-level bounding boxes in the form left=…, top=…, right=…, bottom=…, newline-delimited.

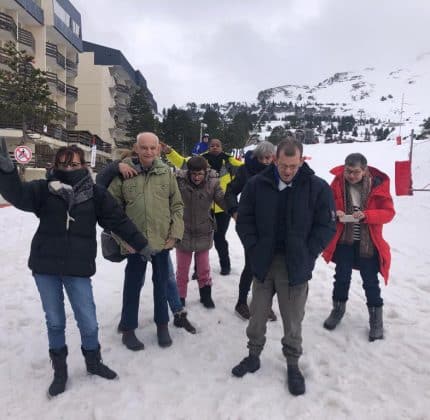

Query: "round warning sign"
left=14, top=146, right=33, bottom=164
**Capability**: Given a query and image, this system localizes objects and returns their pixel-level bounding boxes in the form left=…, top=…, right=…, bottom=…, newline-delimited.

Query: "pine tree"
left=125, top=87, right=157, bottom=142
left=0, top=41, right=62, bottom=143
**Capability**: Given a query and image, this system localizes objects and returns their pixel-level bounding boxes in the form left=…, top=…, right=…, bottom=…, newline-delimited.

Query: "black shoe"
left=287, top=365, right=305, bottom=396
left=199, top=285, right=215, bottom=308
left=180, top=297, right=186, bottom=307
left=235, top=303, right=250, bottom=320
left=232, top=355, right=260, bottom=377
left=174, top=311, right=196, bottom=334
left=268, top=309, right=277, bottom=322
left=191, top=272, right=198, bottom=280
left=368, top=306, right=384, bottom=342
left=157, top=324, right=173, bottom=347
left=48, top=346, right=68, bottom=398
left=220, top=267, right=231, bottom=275
left=122, top=330, right=145, bottom=351
left=81, top=346, right=117, bottom=380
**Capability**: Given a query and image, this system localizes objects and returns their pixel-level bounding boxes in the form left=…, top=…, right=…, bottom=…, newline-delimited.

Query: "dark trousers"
left=214, top=211, right=231, bottom=269
left=119, top=250, right=170, bottom=330
left=332, top=242, right=383, bottom=307
left=237, top=250, right=253, bottom=305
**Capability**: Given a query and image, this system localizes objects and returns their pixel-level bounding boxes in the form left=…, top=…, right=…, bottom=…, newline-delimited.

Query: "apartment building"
left=75, top=41, right=157, bottom=155
left=0, top=0, right=111, bottom=172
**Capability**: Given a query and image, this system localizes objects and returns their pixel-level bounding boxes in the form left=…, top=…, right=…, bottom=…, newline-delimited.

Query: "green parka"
left=108, top=158, right=184, bottom=252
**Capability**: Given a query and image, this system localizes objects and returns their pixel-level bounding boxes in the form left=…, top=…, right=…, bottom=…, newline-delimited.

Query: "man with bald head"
left=109, top=132, right=184, bottom=349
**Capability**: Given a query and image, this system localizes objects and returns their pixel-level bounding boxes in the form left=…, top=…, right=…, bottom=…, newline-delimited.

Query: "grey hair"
left=252, top=141, right=275, bottom=159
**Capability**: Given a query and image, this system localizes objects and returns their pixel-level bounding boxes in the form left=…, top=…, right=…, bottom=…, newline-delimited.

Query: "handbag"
left=101, top=230, right=126, bottom=262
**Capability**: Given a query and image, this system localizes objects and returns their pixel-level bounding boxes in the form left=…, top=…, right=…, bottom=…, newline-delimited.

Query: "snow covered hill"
left=1, top=140, right=430, bottom=419
left=258, top=53, right=430, bottom=128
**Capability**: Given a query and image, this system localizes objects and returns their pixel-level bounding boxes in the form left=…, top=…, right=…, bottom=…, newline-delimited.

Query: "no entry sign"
left=14, top=146, right=32, bottom=164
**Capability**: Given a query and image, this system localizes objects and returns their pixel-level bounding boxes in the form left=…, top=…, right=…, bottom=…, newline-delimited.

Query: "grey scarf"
left=48, top=172, right=94, bottom=230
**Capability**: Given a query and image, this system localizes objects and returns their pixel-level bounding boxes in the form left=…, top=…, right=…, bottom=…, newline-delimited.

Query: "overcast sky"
left=72, top=0, right=430, bottom=110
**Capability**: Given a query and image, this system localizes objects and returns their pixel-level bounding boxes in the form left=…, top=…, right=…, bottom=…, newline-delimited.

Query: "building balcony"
left=66, top=111, right=78, bottom=129
left=45, top=72, right=66, bottom=95
left=67, top=130, right=112, bottom=154
left=65, top=58, right=77, bottom=77
left=66, top=84, right=78, bottom=100
left=46, top=42, right=66, bottom=69
left=0, top=12, right=17, bottom=41
left=14, top=0, right=44, bottom=25
left=18, top=27, right=35, bottom=51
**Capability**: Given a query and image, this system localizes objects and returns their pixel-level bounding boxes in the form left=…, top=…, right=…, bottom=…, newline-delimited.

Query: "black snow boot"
left=199, top=285, right=215, bottom=308
left=174, top=311, right=196, bottom=334
left=368, top=306, right=384, bottom=342
left=232, top=354, right=260, bottom=377
left=287, top=364, right=306, bottom=396
left=157, top=324, right=173, bottom=347
left=48, top=346, right=68, bottom=398
left=81, top=345, right=117, bottom=379
left=122, top=330, right=145, bottom=351
left=323, top=300, right=346, bottom=330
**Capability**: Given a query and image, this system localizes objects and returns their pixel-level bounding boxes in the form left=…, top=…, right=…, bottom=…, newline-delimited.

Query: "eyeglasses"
left=57, top=162, right=81, bottom=169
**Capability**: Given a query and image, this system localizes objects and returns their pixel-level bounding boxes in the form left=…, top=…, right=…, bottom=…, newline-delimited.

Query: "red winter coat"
left=322, top=165, right=395, bottom=284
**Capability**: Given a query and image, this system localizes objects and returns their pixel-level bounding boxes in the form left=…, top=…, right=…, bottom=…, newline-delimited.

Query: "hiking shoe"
left=174, top=312, right=196, bottom=334
left=232, top=355, right=260, bottom=377
left=235, top=303, right=250, bottom=320
left=287, top=365, right=305, bottom=396
left=122, top=330, right=145, bottom=351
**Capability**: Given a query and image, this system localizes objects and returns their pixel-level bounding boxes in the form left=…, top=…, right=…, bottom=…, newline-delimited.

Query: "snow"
left=1, top=140, right=430, bottom=420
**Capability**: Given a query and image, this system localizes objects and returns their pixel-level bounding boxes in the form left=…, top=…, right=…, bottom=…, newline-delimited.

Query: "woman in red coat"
left=322, top=153, right=395, bottom=341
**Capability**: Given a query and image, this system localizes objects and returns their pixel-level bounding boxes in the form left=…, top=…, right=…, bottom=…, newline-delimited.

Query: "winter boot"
left=81, top=345, right=117, bottom=379
left=199, top=285, right=215, bottom=308
left=235, top=302, right=250, bottom=320
left=122, top=330, right=145, bottom=351
left=323, top=300, right=346, bottom=330
left=48, top=346, right=68, bottom=398
left=368, top=306, right=384, bottom=342
left=174, top=311, right=196, bottom=334
left=232, top=354, right=260, bottom=377
left=287, top=364, right=306, bottom=396
left=157, top=324, right=173, bottom=347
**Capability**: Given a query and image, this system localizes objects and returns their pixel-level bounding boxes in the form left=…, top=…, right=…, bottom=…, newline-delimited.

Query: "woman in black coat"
left=0, top=141, right=151, bottom=398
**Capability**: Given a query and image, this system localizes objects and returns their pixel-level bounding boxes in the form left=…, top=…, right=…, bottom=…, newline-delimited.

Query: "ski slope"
left=1, top=139, right=429, bottom=420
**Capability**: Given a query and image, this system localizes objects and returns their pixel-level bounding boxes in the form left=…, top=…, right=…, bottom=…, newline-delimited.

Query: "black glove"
left=0, top=138, right=15, bottom=173
left=140, top=244, right=157, bottom=262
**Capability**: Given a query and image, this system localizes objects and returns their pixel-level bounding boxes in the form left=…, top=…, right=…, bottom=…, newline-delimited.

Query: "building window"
left=53, top=0, right=80, bottom=37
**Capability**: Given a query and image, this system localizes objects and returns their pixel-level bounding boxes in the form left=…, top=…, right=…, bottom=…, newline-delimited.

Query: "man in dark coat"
left=231, top=136, right=336, bottom=396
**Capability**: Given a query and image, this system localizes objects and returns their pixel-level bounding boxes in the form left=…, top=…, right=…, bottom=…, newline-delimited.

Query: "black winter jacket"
left=225, top=150, right=267, bottom=215
left=236, top=163, right=336, bottom=285
left=0, top=168, right=148, bottom=277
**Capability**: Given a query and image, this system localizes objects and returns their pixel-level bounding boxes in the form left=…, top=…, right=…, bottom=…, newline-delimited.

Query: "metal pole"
left=409, top=129, right=414, bottom=195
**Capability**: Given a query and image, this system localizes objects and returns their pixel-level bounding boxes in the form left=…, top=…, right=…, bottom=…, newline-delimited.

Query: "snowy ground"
left=1, top=139, right=430, bottom=420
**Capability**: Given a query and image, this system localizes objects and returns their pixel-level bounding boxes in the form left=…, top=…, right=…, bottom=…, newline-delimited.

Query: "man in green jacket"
left=108, top=132, right=184, bottom=349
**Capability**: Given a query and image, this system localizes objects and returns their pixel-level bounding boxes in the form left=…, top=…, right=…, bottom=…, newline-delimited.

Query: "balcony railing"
left=66, top=84, right=78, bottom=99
left=18, top=27, right=35, bottom=50
left=65, top=58, right=77, bottom=76
left=57, top=79, right=66, bottom=94
left=67, top=131, right=112, bottom=154
left=0, top=12, right=17, bottom=39
left=66, top=111, right=78, bottom=128
left=115, top=83, right=129, bottom=94
left=46, top=42, right=66, bottom=69
left=45, top=71, right=57, bottom=85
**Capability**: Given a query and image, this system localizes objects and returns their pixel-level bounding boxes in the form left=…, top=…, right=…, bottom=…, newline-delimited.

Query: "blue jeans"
left=166, top=255, right=183, bottom=314
left=34, top=274, right=99, bottom=351
left=119, top=250, right=170, bottom=330
left=332, top=242, right=383, bottom=307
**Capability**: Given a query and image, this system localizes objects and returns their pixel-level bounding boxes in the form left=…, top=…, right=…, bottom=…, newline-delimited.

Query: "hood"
left=244, top=150, right=268, bottom=175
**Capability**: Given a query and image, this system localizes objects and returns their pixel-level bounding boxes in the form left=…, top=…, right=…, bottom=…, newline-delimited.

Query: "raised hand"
left=0, top=138, right=15, bottom=173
